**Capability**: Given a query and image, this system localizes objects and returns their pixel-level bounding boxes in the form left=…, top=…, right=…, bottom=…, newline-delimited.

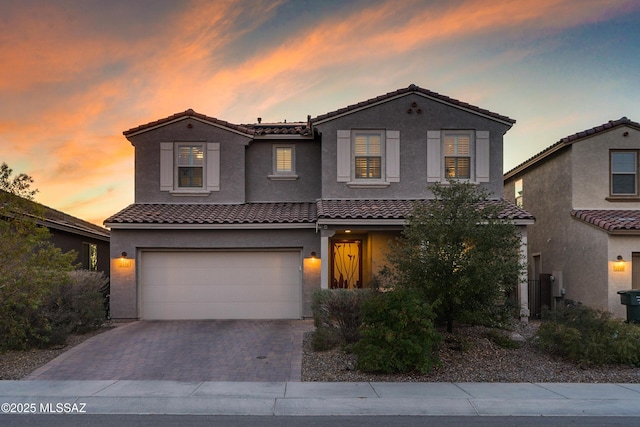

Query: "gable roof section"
left=572, top=209, right=640, bottom=234
left=311, top=84, right=516, bottom=126
left=1, top=190, right=110, bottom=241
left=123, top=109, right=253, bottom=138
left=505, top=117, right=640, bottom=180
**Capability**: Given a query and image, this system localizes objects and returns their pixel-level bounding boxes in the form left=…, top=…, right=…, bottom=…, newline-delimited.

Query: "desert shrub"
left=310, top=325, right=343, bottom=351
left=311, top=289, right=372, bottom=348
left=536, top=304, right=640, bottom=366
left=354, top=289, right=441, bottom=374
left=45, top=270, right=109, bottom=340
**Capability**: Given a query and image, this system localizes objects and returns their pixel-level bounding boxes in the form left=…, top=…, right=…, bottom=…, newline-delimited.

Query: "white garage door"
left=140, top=251, right=301, bottom=320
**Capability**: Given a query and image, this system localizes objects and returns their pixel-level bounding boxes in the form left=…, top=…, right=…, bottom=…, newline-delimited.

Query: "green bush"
left=46, top=270, right=109, bottom=338
left=311, top=289, right=372, bottom=347
left=354, top=289, right=441, bottom=374
left=310, top=326, right=343, bottom=351
left=536, top=304, right=640, bottom=366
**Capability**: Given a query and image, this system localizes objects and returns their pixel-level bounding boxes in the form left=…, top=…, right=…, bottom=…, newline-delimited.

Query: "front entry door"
left=331, top=240, right=362, bottom=289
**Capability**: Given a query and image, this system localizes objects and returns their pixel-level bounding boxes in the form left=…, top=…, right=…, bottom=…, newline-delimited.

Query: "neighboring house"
left=1, top=190, right=111, bottom=274
left=504, top=117, right=640, bottom=319
left=105, top=84, right=533, bottom=321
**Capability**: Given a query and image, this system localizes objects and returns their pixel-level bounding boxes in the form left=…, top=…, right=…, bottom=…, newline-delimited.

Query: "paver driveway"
left=26, top=320, right=313, bottom=382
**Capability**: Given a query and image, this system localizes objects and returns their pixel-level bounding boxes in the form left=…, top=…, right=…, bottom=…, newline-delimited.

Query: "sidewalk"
left=2, top=381, right=640, bottom=416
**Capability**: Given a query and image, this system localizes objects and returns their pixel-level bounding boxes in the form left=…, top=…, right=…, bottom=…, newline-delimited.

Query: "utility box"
left=551, top=270, right=564, bottom=298
left=617, top=290, right=640, bottom=323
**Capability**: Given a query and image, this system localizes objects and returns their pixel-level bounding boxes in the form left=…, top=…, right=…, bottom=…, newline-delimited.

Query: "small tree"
left=0, top=162, right=77, bottom=350
left=386, top=181, right=523, bottom=332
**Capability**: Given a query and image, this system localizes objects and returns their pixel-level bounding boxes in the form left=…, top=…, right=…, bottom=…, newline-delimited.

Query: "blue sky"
left=1, top=0, right=639, bottom=225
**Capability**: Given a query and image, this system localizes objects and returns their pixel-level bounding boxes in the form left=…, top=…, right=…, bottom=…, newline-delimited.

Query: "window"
left=336, top=129, right=399, bottom=186
left=177, top=145, right=204, bottom=188
left=354, top=133, right=382, bottom=179
left=269, top=145, right=297, bottom=180
left=276, top=147, right=293, bottom=172
left=443, top=133, right=471, bottom=179
left=160, top=142, right=220, bottom=193
left=515, top=179, right=523, bottom=207
left=427, top=130, right=489, bottom=183
left=611, top=151, right=638, bottom=195
left=82, top=243, right=98, bottom=271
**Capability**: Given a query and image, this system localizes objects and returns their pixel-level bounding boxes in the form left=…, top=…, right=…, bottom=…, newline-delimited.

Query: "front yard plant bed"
left=301, top=321, right=640, bottom=383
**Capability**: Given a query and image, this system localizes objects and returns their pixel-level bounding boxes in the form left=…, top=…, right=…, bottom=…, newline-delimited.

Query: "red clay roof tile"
left=572, top=210, right=640, bottom=233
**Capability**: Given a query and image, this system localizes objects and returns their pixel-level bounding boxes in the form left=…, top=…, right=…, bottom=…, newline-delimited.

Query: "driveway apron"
left=26, top=320, right=313, bottom=382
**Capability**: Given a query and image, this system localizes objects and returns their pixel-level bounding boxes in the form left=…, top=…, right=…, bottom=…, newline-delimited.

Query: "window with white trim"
left=611, top=150, right=638, bottom=195
left=427, top=130, right=490, bottom=183
left=160, top=142, right=220, bottom=193
left=336, top=129, right=400, bottom=186
left=269, top=145, right=298, bottom=180
left=515, top=179, right=523, bottom=207
left=443, top=132, right=471, bottom=179
left=354, top=132, right=382, bottom=179
left=177, top=144, right=204, bottom=188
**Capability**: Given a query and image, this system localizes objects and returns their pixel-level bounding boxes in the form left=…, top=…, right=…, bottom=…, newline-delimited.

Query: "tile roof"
left=123, top=109, right=253, bottom=137
left=105, top=199, right=534, bottom=227
left=572, top=210, right=640, bottom=233
left=505, top=117, right=640, bottom=179
left=251, top=122, right=313, bottom=137
left=317, top=199, right=534, bottom=221
left=104, top=202, right=317, bottom=225
left=311, top=84, right=516, bottom=125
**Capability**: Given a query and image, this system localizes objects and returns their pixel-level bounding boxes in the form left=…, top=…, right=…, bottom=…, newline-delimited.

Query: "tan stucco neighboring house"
left=504, top=117, right=640, bottom=319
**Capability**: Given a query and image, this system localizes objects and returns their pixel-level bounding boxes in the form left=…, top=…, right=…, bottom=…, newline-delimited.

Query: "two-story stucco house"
left=504, top=117, right=640, bottom=319
left=105, top=84, right=533, bottom=321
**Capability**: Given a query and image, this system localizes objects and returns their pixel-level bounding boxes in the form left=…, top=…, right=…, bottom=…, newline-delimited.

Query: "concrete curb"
left=2, top=381, right=640, bottom=416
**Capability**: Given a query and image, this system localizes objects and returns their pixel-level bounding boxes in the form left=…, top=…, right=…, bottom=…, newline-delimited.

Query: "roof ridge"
left=311, top=84, right=515, bottom=124
left=505, top=117, right=640, bottom=178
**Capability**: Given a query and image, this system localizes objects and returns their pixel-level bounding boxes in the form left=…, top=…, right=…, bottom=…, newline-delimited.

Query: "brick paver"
left=26, top=320, right=313, bottom=382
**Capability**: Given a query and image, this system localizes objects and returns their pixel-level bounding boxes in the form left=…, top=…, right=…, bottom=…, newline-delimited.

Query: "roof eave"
left=104, top=222, right=316, bottom=230
left=124, top=115, right=253, bottom=139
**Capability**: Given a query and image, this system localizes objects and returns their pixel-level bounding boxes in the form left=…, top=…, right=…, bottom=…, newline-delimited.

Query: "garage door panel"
left=143, top=302, right=301, bottom=320
left=141, top=251, right=301, bottom=320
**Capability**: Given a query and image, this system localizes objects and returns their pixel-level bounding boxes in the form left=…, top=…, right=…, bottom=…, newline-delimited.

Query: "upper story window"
left=611, top=150, right=638, bottom=196
left=336, top=130, right=400, bottom=187
left=354, top=132, right=382, bottom=179
left=427, top=130, right=490, bottom=183
left=269, top=145, right=298, bottom=180
left=177, top=144, right=204, bottom=188
left=515, top=179, right=523, bottom=207
left=160, top=142, right=220, bottom=194
left=443, top=133, right=471, bottom=179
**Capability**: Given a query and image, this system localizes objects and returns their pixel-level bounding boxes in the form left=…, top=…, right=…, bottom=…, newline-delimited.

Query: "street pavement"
left=2, top=380, right=640, bottom=417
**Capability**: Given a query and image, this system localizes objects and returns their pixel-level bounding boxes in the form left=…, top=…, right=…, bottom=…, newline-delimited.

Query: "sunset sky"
left=2, top=0, right=639, bottom=226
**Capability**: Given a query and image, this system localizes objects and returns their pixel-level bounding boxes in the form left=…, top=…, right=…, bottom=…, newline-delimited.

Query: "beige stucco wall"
left=608, top=235, right=639, bottom=318
left=572, top=126, right=640, bottom=210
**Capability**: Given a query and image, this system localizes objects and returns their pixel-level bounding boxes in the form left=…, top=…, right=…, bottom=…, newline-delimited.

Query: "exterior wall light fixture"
left=118, top=251, right=132, bottom=268
left=310, top=251, right=317, bottom=259
left=614, top=255, right=626, bottom=272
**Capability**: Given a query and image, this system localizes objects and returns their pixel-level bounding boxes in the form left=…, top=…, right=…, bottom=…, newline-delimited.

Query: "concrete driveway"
left=26, top=320, right=313, bottom=382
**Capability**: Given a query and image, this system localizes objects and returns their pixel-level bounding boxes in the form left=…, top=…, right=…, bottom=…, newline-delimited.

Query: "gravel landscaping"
left=0, top=325, right=114, bottom=380
left=301, top=320, right=640, bottom=383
